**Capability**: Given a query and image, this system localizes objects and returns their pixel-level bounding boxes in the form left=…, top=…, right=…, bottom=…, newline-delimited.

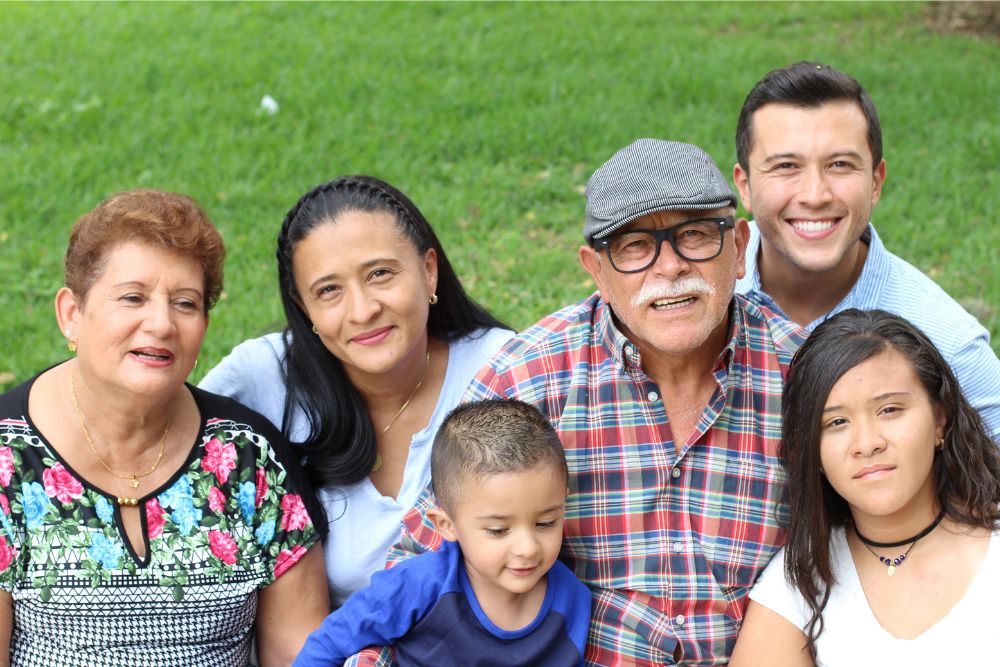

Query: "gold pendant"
left=887, top=565, right=896, bottom=576
left=129, top=476, right=140, bottom=489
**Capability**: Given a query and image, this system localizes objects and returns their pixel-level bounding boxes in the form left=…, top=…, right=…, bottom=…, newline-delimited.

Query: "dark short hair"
left=275, top=175, right=508, bottom=487
left=64, top=189, right=225, bottom=312
left=736, top=61, right=883, bottom=171
left=780, top=309, right=1000, bottom=656
left=431, top=399, right=568, bottom=512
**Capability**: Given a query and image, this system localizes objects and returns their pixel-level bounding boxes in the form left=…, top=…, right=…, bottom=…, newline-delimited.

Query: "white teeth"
left=791, top=220, right=836, bottom=233
left=652, top=297, right=693, bottom=309
left=134, top=351, right=169, bottom=360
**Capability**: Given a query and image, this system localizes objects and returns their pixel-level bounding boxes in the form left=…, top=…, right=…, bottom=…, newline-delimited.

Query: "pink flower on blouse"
left=208, top=486, right=226, bottom=513
left=0, top=535, right=14, bottom=573
left=273, top=545, right=307, bottom=579
left=255, top=468, right=268, bottom=508
left=145, top=497, right=168, bottom=540
left=208, top=531, right=238, bottom=566
left=0, top=494, right=9, bottom=516
left=0, top=447, right=14, bottom=487
left=42, top=463, right=84, bottom=503
left=279, top=494, right=310, bottom=532
left=201, top=437, right=237, bottom=485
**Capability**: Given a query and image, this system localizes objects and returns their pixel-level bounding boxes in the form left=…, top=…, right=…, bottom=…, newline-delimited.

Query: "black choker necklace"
left=853, top=509, right=946, bottom=576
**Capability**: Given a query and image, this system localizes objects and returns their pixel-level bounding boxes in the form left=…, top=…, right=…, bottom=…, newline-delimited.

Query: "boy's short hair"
left=431, top=399, right=567, bottom=511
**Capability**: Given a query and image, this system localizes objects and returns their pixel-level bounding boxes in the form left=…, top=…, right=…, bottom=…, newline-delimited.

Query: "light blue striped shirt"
left=737, top=222, right=1000, bottom=441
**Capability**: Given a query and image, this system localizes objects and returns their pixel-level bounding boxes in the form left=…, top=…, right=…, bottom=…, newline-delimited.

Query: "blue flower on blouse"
left=95, top=496, right=115, bottom=524
left=158, top=475, right=194, bottom=510
left=255, top=519, right=275, bottom=546
left=21, top=482, right=52, bottom=530
left=170, top=502, right=203, bottom=536
left=87, top=532, right=123, bottom=569
left=237, top=481, right=256, bottom=523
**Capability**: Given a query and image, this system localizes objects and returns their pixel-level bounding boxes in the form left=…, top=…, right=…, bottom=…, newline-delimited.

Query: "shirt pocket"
left=694, top=455, right=787, bottom=602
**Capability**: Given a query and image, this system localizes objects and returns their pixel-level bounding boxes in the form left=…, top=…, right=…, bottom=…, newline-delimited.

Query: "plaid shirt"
left=344, top=293, right=804, bottom=667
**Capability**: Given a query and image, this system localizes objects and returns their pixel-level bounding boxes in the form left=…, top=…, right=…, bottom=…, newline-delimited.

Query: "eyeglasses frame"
left=593, top=215, right=737, bottom=274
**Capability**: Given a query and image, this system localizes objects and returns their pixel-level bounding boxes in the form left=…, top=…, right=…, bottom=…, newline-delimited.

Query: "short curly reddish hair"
left=64, top=189, right=225, bottom=312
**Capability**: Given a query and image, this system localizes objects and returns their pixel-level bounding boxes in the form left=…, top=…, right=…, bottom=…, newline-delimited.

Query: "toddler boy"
left=293, top=398, right=591, bottom=666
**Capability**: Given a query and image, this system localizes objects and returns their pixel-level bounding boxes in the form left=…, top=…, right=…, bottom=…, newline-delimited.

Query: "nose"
left=144, top=298, right=177, bottom=338
left=649, top=238, right=691, bottom=280
left=511, top=529, right=542, bottom=560
left=345, top=284, right=381, bottom=323
left=797, top=166, right=834, bottom=209
left=850, top=416, right=887, bottom=458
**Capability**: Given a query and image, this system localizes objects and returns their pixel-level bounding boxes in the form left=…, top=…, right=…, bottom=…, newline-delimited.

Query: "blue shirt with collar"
left=737, top=222, right=1000, bottom=441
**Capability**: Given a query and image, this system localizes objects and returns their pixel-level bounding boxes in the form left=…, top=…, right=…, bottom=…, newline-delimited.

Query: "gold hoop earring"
left=429, top=294, right=438, bottom=305
left=312, top=324, right=319, bottom=334
left=935, top=436, right=944, bottom=450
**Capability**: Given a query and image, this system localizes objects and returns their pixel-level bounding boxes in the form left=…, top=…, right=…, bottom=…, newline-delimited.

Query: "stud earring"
left=935, top=436, right=944, bottom=450
left=429, top=294, right=438, bottom=305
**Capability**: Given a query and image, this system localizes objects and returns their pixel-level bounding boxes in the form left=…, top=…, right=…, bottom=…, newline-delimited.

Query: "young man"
left=346, top=139, right=807, bottom=666
left=733, top=61, right=1000, bottom=439
left=294, top=399, right=591, bottom=667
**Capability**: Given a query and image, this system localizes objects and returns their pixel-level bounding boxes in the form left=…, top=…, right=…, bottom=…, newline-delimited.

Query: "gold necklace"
left=373, top=350, right=430, bottom=472
left=69, top=370, right=169, bottom=502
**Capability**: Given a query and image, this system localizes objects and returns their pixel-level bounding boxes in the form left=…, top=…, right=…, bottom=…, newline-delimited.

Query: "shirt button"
left=671, top=468, right=681, bottom=479
left=647, top=391, right=658, bottom=401
left=673, top=541, right=683, bottom=552
left=675, top=615, right=685, bottom=625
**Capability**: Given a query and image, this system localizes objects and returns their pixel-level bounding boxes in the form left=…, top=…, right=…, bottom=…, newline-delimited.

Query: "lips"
left=129, top=347, right=173, bottom=365
left=786, top=217, right=842, bottom=238
left=854, top=464, right=895, bottom=480
left=351, top=326, right=393, bottom=345
left=507, top=565, right=538, bottom=577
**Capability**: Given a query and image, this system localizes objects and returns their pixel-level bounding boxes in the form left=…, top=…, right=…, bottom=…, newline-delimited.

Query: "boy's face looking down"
left=429, top=461, right=568, bottom=625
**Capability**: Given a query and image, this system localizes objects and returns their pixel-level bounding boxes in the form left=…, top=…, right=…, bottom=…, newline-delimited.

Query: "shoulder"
left=467, top=295, right=603, bottom=405
left=199, top=332, right=288, bottom=390
left=735, top=295, right=807, bottom=365
left=449, top=327, right=516, bottom=366
left=0, top=376, right=32, bottom=416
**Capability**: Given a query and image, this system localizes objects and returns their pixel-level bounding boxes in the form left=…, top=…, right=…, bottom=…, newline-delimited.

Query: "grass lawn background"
left=1, top=1, right=997, bottom=392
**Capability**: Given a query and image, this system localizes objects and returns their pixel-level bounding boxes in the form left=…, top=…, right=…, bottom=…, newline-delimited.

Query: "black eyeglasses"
left=595, top=216, right=736, bottom=274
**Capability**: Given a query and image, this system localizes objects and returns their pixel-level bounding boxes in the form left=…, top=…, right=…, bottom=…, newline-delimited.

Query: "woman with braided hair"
left=201, top=175, right=512, bottom=607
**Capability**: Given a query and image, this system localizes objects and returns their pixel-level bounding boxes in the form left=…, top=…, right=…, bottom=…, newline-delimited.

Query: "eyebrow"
left=761, top=150, right=866, bottom=165
left=475, top=503, right=565, bottom=521
left=308, top=257, right=399, bottom=291
left=112, top=281, right=202, bottom=296
left=823, top=391, right=911, bottom=413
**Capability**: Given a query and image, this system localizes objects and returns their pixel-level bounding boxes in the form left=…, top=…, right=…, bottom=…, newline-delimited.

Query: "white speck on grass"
left=259, top=95, right=279, bottom=115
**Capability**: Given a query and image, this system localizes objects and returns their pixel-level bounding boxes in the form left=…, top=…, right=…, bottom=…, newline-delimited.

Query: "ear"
left=733, top=163, right=752, bottom=215
left=733, top=217, right=750, bottom=280
left=423, top=247, right=439, bottom=297
left=427, top=506, right=458, bottom=542
left=871, top=159, right=886, bottom=207
left=55, top=287, right=81, bottom=344
left=578, top=245, right=608, bottom=301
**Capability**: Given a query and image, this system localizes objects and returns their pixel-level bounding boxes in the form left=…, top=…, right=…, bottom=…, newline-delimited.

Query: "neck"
left=350, top=336, right=437, bottom=407
left=69, top=362, right=174, bottom=460
left=757, top=240, right=867, bottom=326
left=637, top=315, right=728, bottom=390
left=850, top=482, right=941, bottom=546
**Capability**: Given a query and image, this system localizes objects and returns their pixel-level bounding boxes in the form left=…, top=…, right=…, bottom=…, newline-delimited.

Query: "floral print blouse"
left=0, top=377, right=321, bottom=667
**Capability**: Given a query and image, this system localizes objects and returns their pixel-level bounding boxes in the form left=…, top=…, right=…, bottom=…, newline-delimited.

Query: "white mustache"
left=631, top=277, right=715, bottom=308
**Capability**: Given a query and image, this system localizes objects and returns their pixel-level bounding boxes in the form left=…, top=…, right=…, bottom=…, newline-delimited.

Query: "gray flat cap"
left=584, top=139, right=737, bottom=243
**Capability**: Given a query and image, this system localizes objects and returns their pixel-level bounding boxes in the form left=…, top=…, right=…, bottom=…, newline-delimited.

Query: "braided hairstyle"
left=276, top=175, right=508, bottom=487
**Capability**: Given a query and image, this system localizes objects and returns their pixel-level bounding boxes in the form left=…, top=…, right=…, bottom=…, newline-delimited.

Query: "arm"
left=257, top=544, right=330, bottom=667
left=729, top=601, right=814, bottom=667
left=0, top=590, right=11, bottom=667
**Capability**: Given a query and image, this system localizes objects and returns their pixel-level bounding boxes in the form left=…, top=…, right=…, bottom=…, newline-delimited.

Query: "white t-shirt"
left=200, top=327, right=513, bottom=606
left=748, top=526, right=1000, bottom=666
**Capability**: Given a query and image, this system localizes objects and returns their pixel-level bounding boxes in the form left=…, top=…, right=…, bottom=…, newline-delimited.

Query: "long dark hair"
left=275, top=175, right=508, bottom=488
left=780, top=309, right=1000, bottom=656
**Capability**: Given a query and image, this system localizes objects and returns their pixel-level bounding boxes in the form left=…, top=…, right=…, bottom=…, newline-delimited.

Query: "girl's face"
left=818, top=346, right=945, bottom=525
left=291, top=209, right=437, bottom=384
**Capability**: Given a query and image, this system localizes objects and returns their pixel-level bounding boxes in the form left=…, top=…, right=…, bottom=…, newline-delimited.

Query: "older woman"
left=200, top=175, right=512, bottom=606
left=731, top=310, right=1000, bottom=666
left=0, top=190, right=329, bottom=666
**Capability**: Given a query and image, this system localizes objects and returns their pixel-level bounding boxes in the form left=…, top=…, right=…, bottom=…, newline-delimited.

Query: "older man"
left=344, top=139, right=805, bottom=667
left=733, top=61, right=1000, bottom=439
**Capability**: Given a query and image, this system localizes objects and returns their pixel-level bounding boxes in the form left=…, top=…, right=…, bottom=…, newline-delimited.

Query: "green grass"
left=1, top=1, right=997, bottom=392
